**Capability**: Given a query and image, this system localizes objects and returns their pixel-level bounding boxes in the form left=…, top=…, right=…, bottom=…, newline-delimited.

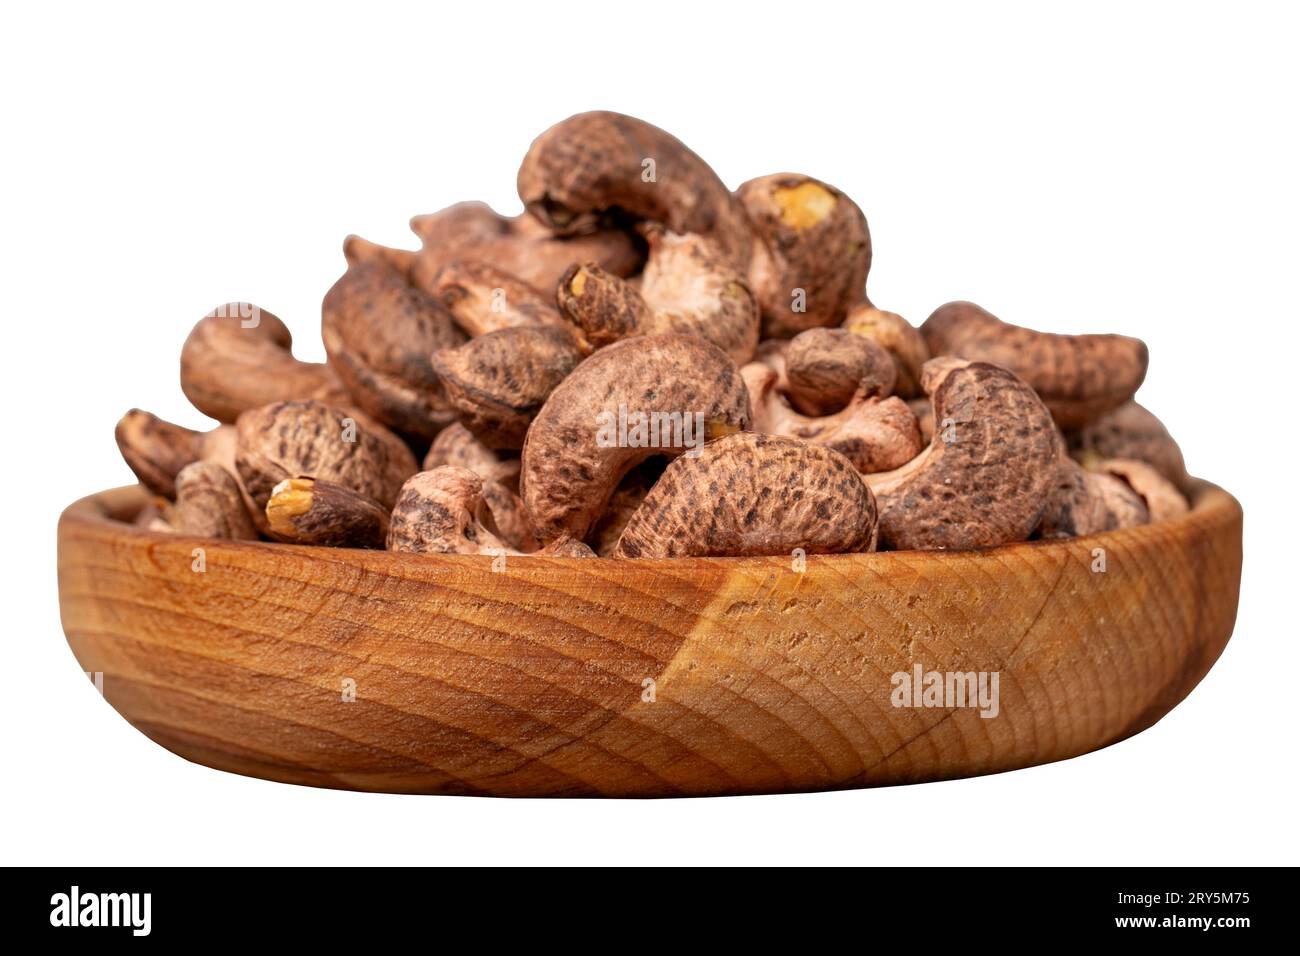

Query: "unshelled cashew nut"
left=614, top=433, right=878, bottom=558
left=520, top=334, right=752, bottom=543
left=921, top=301, right=1148, bottom=429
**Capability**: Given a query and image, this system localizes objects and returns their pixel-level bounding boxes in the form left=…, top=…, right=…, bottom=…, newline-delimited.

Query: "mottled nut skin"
left=614, top=434, right=877, bottom=558
left=867, top=359, right=1062, bottom=551
left=170, top=460, right=259, bottom=540
left=737, top=174, right=872, bottom=338
left=181, top=304, right=346, bottom=424
left=1092, top=458, right=1189, bottom=522
left=921, top=301, right=1149, bottom=430
left=521, top=334, right=752, bottom=543
left=387, top=468, right=508, bottom=555
left=408, top=200, right=643, bottom=293
left=1037, top=455, right=1148, bottom=538
left=517, top=111, right=752, bottom=267
left=433, top=260, right=565, bottom=337
left=235, top=400, right=417, bottom=514
left=321, top=261, right=466, bottom=439
left=1067, top=401, right=1190, bottom=493
left=556, top=230, right=760, bottom=365
left=431, top=324, right=584, bottom=450
left=266, top=477, right=390, bottom=549
left=115, top=409, right=207, bottom=498
left=387, top=467, right=592, bottom=557
left=423, top=422, right=520, bottom=485
left=843, top=305, right=930, bottom=399
left=743, top=363, right=922, bottom=474
left=784, top=327, right=896, bottom=415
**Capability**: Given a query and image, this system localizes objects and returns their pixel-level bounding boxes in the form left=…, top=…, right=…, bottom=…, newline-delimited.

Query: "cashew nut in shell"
left=432, top=259, right=566, bottom=338
left=387, top=467, right=592, bottom=557
left=180, top=303, right=347, bottom=424
left=737, top=174, right=872, bottom=338
left=431, top=324, right=584, bottom=450
left=556, top=228, right=759, bottom=364
left=266, top=476, right=390, bottom=548
left=520, top=334, right=752, bottom=543
left=1037, top=454, right=1148, bottom=539
left=843, top=305, right=930, bottom=399
left=1067, top=400, right=1190, bottom=493
left=921, top=301, right=1148, bottom=430
left=866, top=358, right=1062, bottom=550
left=321, top=261, right=466, bottom=439
left=782, top=327, right=897, bottom=415
left=742, top=362, right=922, bottom=474
left=614, top=433, right=878, bottom=558
left=234, top=400, right=417, bottom=516
left=167, top=460, right=260, bottom=540
left=517, top=111, right=752, bottom=267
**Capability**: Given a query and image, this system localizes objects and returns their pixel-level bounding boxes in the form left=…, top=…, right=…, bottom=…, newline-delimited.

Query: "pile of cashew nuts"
left=117, top=111, right=1192, bottom=559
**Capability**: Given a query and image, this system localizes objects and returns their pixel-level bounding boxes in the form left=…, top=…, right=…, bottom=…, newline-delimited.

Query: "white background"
left=3, top=1, right=1296, bottom=865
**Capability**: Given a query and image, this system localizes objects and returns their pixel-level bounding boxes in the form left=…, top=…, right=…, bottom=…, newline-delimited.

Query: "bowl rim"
left=59, top=479, right=1241, bottom=570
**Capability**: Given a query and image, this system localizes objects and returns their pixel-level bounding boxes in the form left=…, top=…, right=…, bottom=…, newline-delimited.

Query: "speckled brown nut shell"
left=387, top=468, right=507, bottom=555
left=1067, top=401, right=1190, bottom=492
left=409, top=201, right=643, bottom=294
left=432, top=260, right=565, bottom=337
left=265, top=476, right=390, bottom=548
left=235, top=400, right=417, bottom=515
left=321, top=262, right=466, bottom=439
left=520, top=334, right=752, bottom=543
left=614, top=433, right=877, bottom=558
left=1091, top=457, right=1189, bottom=523
left=1037, top=455, right=1148, bottom=538
left=866, top=359, right=1062, bottom=551
left=843, top=305, right=930, bottom=399
left=170, top=460, right=259, bottom=540
left=517, top=111, right=752, bottom=267
left=784, top=327, right=896, bottom=415
left=422, top=422, right=519, bottom=485
left=115, top=409, right=208, bottom=498
left=180, top=304, right=347, bottom=424
left=556, top=230, right=759, bottom=365
left=921, top=301, right=1149, bottom=430
left=737, top=174, right=871, bottom=338
left=431, top=324, right=584, bottom=450
left=743, top=363, right=922, bottom=474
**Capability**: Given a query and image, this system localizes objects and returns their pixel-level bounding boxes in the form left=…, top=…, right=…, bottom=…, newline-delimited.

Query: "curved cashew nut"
left=737, top=174, right=871, bottom=337
left=614, top=433, right=877, bottom=558
left=387, top=468, right=592, bottom=557
left=343, top=235, right=418, bottom=279
left=921, top=301, right=1149, bottom=429
left=517, top=111, right=752, bottom=267
left=782, top=327, right=896, bottom=415
left=843, top=305, right=930, bottom=399
left=407, top=200, right=642, bottom=294
left=180, top=303, right=346, bottom=423
left=266, top=476, right=391, bottom=548
left=866, top=358, right=1061, bottom=550
left=742, top=363, right=922, bottom=474
left=1037, top=454, right=1148, bottom=538
left=1067, top=401, right=1190, bottom=493
left=556, top=229, right=759, bottom=365
left=321, top=261, right=466, bottom=439
left=431, top=324, right=584, bottom=450
left=115, top=409, right=236, bottom=498
left=521, top=334, right=752, bottom=543
left=235, top=400, right=417, bottom=518
left=432, top=259, right=565, bottom=337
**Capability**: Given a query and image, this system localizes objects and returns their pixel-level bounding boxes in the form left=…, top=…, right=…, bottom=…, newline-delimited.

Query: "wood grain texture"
left=57, top=483, right=1242, bottom=797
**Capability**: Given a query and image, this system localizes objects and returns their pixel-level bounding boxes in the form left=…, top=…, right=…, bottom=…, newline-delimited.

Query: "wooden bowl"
left=57, top=482, right=1242, bottom=797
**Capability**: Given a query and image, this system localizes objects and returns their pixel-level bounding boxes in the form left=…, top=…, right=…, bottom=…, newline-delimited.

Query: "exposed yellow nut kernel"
left=266, top=477, right=315, bottom=536
left=569, top=268, right=588, bottom=297
left=774, top=181, right=836, bottom=229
